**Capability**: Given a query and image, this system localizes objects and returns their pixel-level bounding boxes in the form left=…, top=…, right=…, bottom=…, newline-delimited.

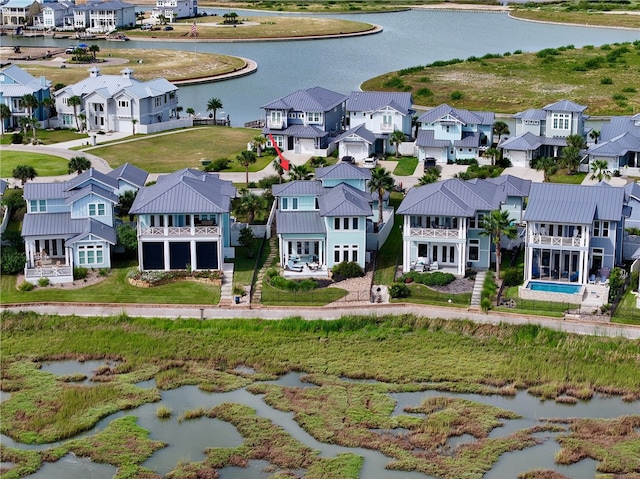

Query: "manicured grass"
left=611, top=287, right=640, bottom=325
left=363, top=43, right=640, bottom=116
left=374, top=192, right=403, bottom=285
left=1, top=260, right=221, bottom=305
left=392, top=156, right=419, bottom=176
left=1, top=129, right=85, bottom=146
left=85, top=127, right=260, bottom=173
left=511, top=9, right=640, bottom=30
left=502, top=286, right=578, bottom=318
left=549, top=170, right=587, bottom=185
left=396, top=283, right=472, bottom=308
left=0, top=151, right=70, bottom=178
left=260, top=281, right=347, bottom=305
left=232, top=242, right=270, bottom=290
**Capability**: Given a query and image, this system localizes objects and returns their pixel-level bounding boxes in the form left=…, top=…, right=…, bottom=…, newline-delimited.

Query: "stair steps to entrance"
left=468, top=271, right=487, bottom=311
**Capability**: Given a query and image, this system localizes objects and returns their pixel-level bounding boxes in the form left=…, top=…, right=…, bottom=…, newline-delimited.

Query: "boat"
left=106, top=34, right=129, bottom=41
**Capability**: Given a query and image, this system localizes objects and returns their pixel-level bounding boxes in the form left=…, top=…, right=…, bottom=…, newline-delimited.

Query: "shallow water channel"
left=3, top=360, right=638, bottom=478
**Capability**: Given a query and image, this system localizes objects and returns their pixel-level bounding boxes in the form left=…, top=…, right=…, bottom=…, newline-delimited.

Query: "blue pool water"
left=527, top=281, right=582, bottom=294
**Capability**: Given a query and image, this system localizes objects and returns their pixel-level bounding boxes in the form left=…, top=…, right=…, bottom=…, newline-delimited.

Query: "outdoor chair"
left=429, top=261, right=439, bottom=271
left=286, top=260, right=303, bottom=272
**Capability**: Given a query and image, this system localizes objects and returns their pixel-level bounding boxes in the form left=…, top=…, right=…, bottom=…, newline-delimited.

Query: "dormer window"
left=281, top=197, right=298, bottom=210
left=29, top=200, right=46, bottom=212
left=88, top=203, right=106, bottom=216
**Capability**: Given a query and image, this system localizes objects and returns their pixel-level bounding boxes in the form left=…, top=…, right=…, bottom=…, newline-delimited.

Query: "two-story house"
left=272, top=162, right=393, bottom=276
left=415, top=104, right=494, bottom=164
left=40, top=2, right=73, bottom=29
left=0, top=65, right=51, bottom=131
left=261, top=86, right=347, bottom=157
left=1, top=0, right=41, bottom=26
left=70, top=0, right=136, bottom=33
left=54, top=67, right=188, bottom=134
left=587, top=114, right=640, bottom=175
left=338, top=91, right=415, bottom=159
left=397, top=178, right=512, bottom=276
left=150, top=0, right=197, bottom=22
left=21, top=166, right=145, bottom=284
left=500, top=99, right=589, bottom=168
left=129, top=169, right=236, bottom=272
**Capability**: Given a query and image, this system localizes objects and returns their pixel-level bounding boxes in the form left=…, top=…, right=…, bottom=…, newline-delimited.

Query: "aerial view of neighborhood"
left=0, top=0, right=639, bottom=477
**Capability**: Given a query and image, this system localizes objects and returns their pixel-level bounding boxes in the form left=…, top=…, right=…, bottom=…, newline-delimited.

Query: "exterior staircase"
left=217, top=262, right=235, bottom=307
left=468, top=271, right=486, bottom=311
left=251, top=236, right=278, bottom=304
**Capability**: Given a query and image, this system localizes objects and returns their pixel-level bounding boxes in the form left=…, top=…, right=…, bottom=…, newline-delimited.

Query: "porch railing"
left=532, top=234, right=583, bottom=247
left=25, top=264, right=73, bottom=279
left=409, top=227, right=462, bottom=239
left=140, top=226, right=220, bottom=237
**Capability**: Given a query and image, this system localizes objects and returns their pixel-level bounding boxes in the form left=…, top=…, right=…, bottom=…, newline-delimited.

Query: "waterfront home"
left=151, top=0, right=197, bottom=23
left=485, top=175, right=531, bottom=225
left=71, top=1, right=136, bottom=33
left=586, top=114, right=640, bottom=176
left=0, top=65, right=51, bottom=131
left=21, top=167, right=143, bottom=284
left=40, top=2, right=74, bottom=29
left=53, top=67, right=190, bottom=134
left=1, top=0, right=40, bottom=27
left=341, top=91, right=415, bottom=158
left=261, top=86, right=347, bottom=157
left=129, top=169, right=236, bottom=271
left=397, top=178, right=509, bottom=276
left=500, top=99, right=589, bottom=167
left=272, top=162, right=393, bottom=276
left=415, top=104, right=494, bottom=164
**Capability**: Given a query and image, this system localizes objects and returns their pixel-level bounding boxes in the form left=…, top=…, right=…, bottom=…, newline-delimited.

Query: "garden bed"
left=127, top=270, right=222, bottom=288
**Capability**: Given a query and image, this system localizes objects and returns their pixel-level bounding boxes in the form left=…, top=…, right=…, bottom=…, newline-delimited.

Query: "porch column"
left=524, top=246, right=531, bottom=282
left=25, top=240, right=35, bottom=267
left=580, top=249, right=589, bottom=284
left=278, top=235, right=284, bottom=266
left=190, top=240, right=197, bottom=270
left=403, top=239, right=410, bottom=273
left=458, top=243, right=464, bottom=276
left=553, top=146, right=558, bottom=157
left=137, top=240, right=144, bottom=271
left=163, top=240, right=170, bottom=271
left=164, top=215, right=169, bottom=235
left=319, top=240, right=324, bottom=266
left=190, top=214, right=195, bottom=235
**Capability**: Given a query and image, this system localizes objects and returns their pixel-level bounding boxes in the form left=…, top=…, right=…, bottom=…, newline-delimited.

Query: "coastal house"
left=261, top=86, right=347, bottom=157
left=150, top=0, right=197, bottom=23
left=586, top=114, right=640, bottom=176
left=71, top=1, right=136, bottom=33
left=1, top=0, right=41, bottom=26
left=40, top=2, right=74, bottom=29
left=415, top=104, right=494, bottom=164
left=340, top=91, right=415, bottom=159
left=129, top=169, right=236, bottom=272
left=500, top=99, right=589, bottom=168
left=0, top=65, right=52, bottom=131
left=53, top=67, right=190, bottom=134
left=21, top=166, right=144, bottom=284
left=485, top=175, right=532, bottom=226
left=397, top=178, right=511, bottom=276
left=272, top=162, right=393, bottom=276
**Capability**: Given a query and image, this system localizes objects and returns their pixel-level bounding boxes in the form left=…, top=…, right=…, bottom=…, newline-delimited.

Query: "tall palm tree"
left=236, top=150, right=257, bottom=185
left=492, top=121, right=510, bottom=146
left=390, top=130, right=405, bottom=158
left=272, top=158, right=285, bottom=183
left=21, top=94, right=39, bottom=139
left=368, top=167, right=395, bottom=228
left=589, top=130, right=600, bottom=145
left=480, top=209, right=517, bottom=278
left=131, top=118, right=138, bottom=135
left=533, top=156, right=558, bottom=182
left=41, top=97, right=55, bottom=129
left=418, top=168, right=441, bottom=185
left=88, top=44, right=100, bottom=61
left=485, top=147, right=499, bottom=166
left=206, top=97, right=223, bottom=125
left=590, top=159, right=612, bottom=182
left=117, top=190, right=137, bottom=221
left=561, top=134, right=587, bottom=175
left=18, top=116, right=30, bottom=139
left=78, top=113, right=86, bottom=132
left=12, top=164, right=37, bottom=187
left=253, top=135, right=267, bottom=157
left=0, top=103, right=12, bottom=138
left=68, top=156, right=92, bottom=175
left=233, top=189, right=267, bottom=224
left=186, top=107, right=195, bottom=117
left=288, top=164, right=312, bottom=181
left=67, top=95, right=82, bottom=131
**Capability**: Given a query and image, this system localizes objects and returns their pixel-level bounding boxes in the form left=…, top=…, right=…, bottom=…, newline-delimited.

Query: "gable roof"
left=417, top=103, right=493, bottom=126
left=486, top=175, right=532, bottom=197
left=600, top=115, right=640, bottom=143
left=21, top=213, right=116, bottom=244
left=543, top=99, right=588, bottom=113
left=315, top=162, right=372, bottom=181
left=346, top=91, right=414, bottom=116
left=261, top=86, right=347, bottom=112
left=64, top=183, right=119, bottom=205
left=334, top=124, right=377, bottom=144
left=523, top=183, right=625, bottom=224
left=262, top=123, right=328, bottom=139
left=398, top=178, right=506, bottom=217
left=276, top=210, right=326, bottom=234
left=318, top=183, right=372, bottom=217
left=514, top=108, right=546, bottom=121
left=107, top=163, right=149, bottom=188
left=416, top=129, right=450, bottom=148
left=0, top=65, right=50, bottom=97
left=67, top=168, right=120, bottom=192
left=588, top=132, right=640, bottom=158
left=272, top=180, right=325, bottom=197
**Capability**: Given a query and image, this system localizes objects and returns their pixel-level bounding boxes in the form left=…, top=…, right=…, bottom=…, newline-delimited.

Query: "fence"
left=262, top=289, right=373, bottom=305
left=249, top=234, right=267, bottom=303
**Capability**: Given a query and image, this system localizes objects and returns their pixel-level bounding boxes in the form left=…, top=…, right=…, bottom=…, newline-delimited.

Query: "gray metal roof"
left=276, top=210, right=326, bottom=234
left=318, top=183, right=372, bottom=217
left=453, top=131, right=481, bottom=148
left=66, top=218, right=117, bottom=245
left=416, top=129, right=450, bottom=148
left=0, top=179, right=8, bottom=196
left=334, top=124, right=377, bottom=144
left=523, top=183, right=625, bottom=223
left=106, top=163, right=149, bottom=188
left=64, top=184, right=119, bottom=206
left=417, top=104, right=492, bottom=126
left=600, top=115, right=640, bottom=143
left=486, top=175, right=531, bottom=197
left=315, top=162, right=372, bottom=181
left=0, top=65, right=51, bottom=97
left=130, top=170, right=235, bottom=214
left=346, top=91, right=414, bottom=116
left=499, top=132, right=542, bottom=151
left=57, top=69, right=176, bottom=100
left=21, top=212, right=116, bottom=244
left=398, top=178, right=506, bottom=217
left=262, top=86, right=347, bottom=112
left=513, top=108, right=546, bottom=121
left=67, top=168, right=119, bottom=191
left=543, top=99, right=588, bottom=113
left=588, top=132, right=640, bottom=158
left=24, top=182, right=68, bottom=201
left=625, top=182, right=640, bottom=201
left=272, top=180, right=325, bottom=197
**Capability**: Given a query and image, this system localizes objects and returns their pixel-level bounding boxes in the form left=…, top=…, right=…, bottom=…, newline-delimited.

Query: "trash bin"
left=234, top=296, right=240, bottom=304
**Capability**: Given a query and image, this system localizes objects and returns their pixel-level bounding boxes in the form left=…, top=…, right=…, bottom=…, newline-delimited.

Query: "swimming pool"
left=527, top=281, right=582, bottom=294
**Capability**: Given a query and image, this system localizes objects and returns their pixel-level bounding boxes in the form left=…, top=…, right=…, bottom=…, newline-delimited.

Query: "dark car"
left=424, top=157, right=437, bottom=171
left=341, top=155, right=355, bottom=164
left=163, top=26, right=174, bottom=31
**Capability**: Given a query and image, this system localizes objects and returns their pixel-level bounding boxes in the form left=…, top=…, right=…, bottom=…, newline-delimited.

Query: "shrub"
left=621, top=87, right=637, bottom=93
left=38, top=277, right=50, bottom=287
left=501, top=267, right=523, bottom=287
left=450, top=91, right=464, bottom=101
left=73, top=267, right=89, bottom=280
left=1, top=248, right=26, bottom=275
left=265, top=268, right=279, bottom=280
left=11, top=133, right=23, bottom=144
left=205, top=157, right=230, bottom=172
left=18, top=281, right=34, bottom=291
left=331, top=261, right=364, bottom=280
left=416, top=87, right=433, bottom=98
left=481, top=297, right=492, bottom=313
left=613, top=93, right=627, bottom=101
left=600, top=77, right=613, bottom=84
left=399, top=271, right=455, bottom=287
left=309, top=156, right=327, bottom=168
left=98, top=268, right=110, bottom=277
left=389, top=282, right=410, bottom=299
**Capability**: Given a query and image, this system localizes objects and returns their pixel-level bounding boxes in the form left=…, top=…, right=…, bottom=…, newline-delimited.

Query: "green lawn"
left=395, top=283, right=472, bottom=308
left=233, top=242, right=270, bottom=290
left=549, top=170, right=587, bottom=185
left=1, top=151, right=70, bottom=178
left=260, top=282, right=347, bottom=306
left=1, top=260, right=220, bottom=305
left=1, top=129, right=85, bottom=146
left=393, top=157, right=419, bottom=176
left=373, top=192, right=403, bottom=285
left=611, top=288, right=640, bottom=325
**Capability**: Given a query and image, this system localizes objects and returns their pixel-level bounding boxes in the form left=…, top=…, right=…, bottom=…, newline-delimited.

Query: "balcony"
left=531, top=234, right=583, bottom=247
left=24, top=262, right=73, bottom=284
left=140, top=225, right=220, bottom=237
left=408, top=227, right=462, bottom=239
left=379, top=123, right=394, bottom=133
left=267, top=119, right=284, bottom=129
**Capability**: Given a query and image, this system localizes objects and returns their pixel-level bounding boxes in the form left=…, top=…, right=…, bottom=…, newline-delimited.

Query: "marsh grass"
left=0, top=447, right=41, bottom=479
left=156, top=404, right=172, bottom=419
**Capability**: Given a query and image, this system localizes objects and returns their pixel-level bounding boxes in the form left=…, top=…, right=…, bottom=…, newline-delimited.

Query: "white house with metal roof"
left=415, top=104, right=494, bottom=164
left=40, top=2, right=74, bottom=29
left=0, top=65, right=51, bottom=132
left=53, top=67, right=189, bottom=134
left=151, top=0, right=197, bottom=23
left=500, top=99, right=589, bottom=168
left=1, top=0, right=40, bottom=26
left=129, top=169, right=236, bottom=272
left=21, top=166, right=144, bottom=284
left=69, top=1, right=136, bottom=32
left=587, top=114, right=640, bottom=176
left=261, top=86, right=347, bottom=157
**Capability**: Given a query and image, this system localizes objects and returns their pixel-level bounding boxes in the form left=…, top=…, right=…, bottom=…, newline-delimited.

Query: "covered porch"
left=23, top=239, right=74, bottom=284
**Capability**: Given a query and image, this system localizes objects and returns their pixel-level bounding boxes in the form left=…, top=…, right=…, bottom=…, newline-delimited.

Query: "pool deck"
left=519, top=280, right=609, bottom=312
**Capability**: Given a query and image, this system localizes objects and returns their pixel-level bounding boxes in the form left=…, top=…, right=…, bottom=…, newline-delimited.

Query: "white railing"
left=140, top=226, right=220, bottom=236
left=267, top=119, right=284, bottom=129
left=531, top=234, right=583, bottom=247
left=379, top=123, right=394, bottom=132
left=409, top=227, right=461, bottom=239
left=25, top=265, right=73, bottom=279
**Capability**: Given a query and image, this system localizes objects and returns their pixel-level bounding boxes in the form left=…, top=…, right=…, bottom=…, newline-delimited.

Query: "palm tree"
left=0, top=103, right=12, bottom=138
left=484, top=147, right=499, bottom=166
left=135, top=11, right=145, bottom=25
left=253, top=135, right=267, bottom=157
left=390, top=130, right=405, bottom=158
left=117, top=190, right=137, bottom=221
left=67, top=95, right=82, bottom=131
left=233, top=189, right=267, bottom=224
left=561, top=134, right=587, bottom=175
left=41, top=97, right=55, bottom=129
left=480, top=209, right=517, bottom=278
left=206, top=97, right=223, bottom=124
left=589, top=130, right=600, bottom=145
left=78, top=113, right=86, bottom=132
left=131, top=118, right=138, bottom=136
left=272, top=158, right=285, bottom=183
left=590, top=159, right=612, bottom=182
left=492, top=120, right=510, bottom=145
left=53, top=82, right=66, bottom=92
left=18, top=116, right=30, bottom=139
left=158, top=14, right=167, bottom=25
left=288, top=164, right=313, bottom=181
left=68, top=156, right=91, bottom=175
left=533, top=156, right=558, bottom=182
left=418, top=168, right=441, bottom=185
left=12, top=164, right=37, bottom=187
left=368, top=166, right=395, bottom=228
left=186, top=107, right=195, bottom=117
left=236, top=150, right=257, bottom=185
left=21, top=94, right=39, bottom=139
left=88, top=44, right=100, bottom=61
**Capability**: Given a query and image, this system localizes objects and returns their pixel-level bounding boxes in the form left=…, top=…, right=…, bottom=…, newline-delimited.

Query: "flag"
left=191, top=21, right=197, bottom=36
left=268, top=134, right=289, bottom=171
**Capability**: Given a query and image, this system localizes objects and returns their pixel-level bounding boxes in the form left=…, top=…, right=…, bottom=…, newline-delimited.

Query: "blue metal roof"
left=107, top=163, right=149, bottom=188
left=416, top=129, right=450, bottom=148
left=273, top=180, right=325, bottom=197
left=276, top=210, right=326, bottom=234
left=417, top=103, right=491, bottom=126
left=315, top=162, right=371, bottom=181
left=346, top=91, right=414, bottom=116
left=334, top=124, right=377, bottom=144
left=543, top=99, right=588, bottom=113
left=600, top=115, right=640, bottom=143
left=318, top=183, right=372, bottom=217
left=262, top=86, right=347, bottom=112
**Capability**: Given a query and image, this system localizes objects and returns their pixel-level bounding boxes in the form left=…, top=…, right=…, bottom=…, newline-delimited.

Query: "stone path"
left=469, top=271, right=486, bottom=311
left=252, top=236, right=278, bottom=304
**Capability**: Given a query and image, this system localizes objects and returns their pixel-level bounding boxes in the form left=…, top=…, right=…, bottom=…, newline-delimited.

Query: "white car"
left=363, top=157, right=377, bottom=168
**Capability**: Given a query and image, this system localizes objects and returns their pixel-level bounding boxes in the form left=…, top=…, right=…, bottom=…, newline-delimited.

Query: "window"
left=334, top=217, right=358, bottom=230
left=281, top=197, right=298, bottom=210
left=77, top=244, right=104, bottom=265
left=29, top=200, right=46, bottom=212
left=88, top=203, right=106, bottom=216
left=469, top=239, right=479, bottom=261
left=155, top=97, right=162, bottom=107
left=383, top=114, right=392, bottom=126
left=288, top=112, right=296, bottom=119
left=593, top=221, right=610, bottom=237
left=118, top=100, right=129, bottom=108
left=469, top=213, right=485, bottom=229
left=552, top=113, right=570, bottom=130
left=333, top=244, right=358, bottom=263
left=308, top=112, right=321, bottom=123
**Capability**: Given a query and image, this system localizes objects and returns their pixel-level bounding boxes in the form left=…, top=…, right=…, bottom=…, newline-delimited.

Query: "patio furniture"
left=308, top=262, right=319, bottom=271
left=588, top=274, right=596, bottom=284
left=429, top=261, right=439, bottom=271
left=286, top=260, right=303, bottom=272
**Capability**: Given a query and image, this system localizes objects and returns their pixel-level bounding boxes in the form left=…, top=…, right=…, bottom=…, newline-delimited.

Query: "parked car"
left=363, top=156, right=377, bottom=168
left=341, top=155, right=355, bottom=164
left=424, top=157, right=437, bottom=171
left=162, top=26, right=173, bottom=31
left=140, top=24, right=152, bottom=30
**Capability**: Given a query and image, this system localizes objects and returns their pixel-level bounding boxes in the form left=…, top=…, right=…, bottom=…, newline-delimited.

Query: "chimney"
left=120, top=68, right=134, bottom=79
left=88, top=67, right=101, bottom=78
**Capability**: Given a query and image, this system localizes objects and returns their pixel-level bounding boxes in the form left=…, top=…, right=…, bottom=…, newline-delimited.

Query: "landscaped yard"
left=1, top=128, right=85, bottom=146
left=392, top=157, right=419, bottom=177
left=1, top=150, right=70, bottom=178
left=260, top=281, right=347, bottom=306
left=549, top=170, right=587, bottom=185
left=373, top=193, right=403, bottom=285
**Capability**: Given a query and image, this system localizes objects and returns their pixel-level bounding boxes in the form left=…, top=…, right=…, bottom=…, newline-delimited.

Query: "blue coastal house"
left=500, top=100, right=589, bottom=168
left=415, top=104, right=494, bottom=164
left=21, top=166, right=145, bottom=284
left=0, top=65, right=52, bottom=132
left=129, top=169, right=236, bottom=271
left=587, top=114, right=640, bottom=175
left=261, top=86, right=348, bottom=156
left=273, top=162, right=393, bottom=276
